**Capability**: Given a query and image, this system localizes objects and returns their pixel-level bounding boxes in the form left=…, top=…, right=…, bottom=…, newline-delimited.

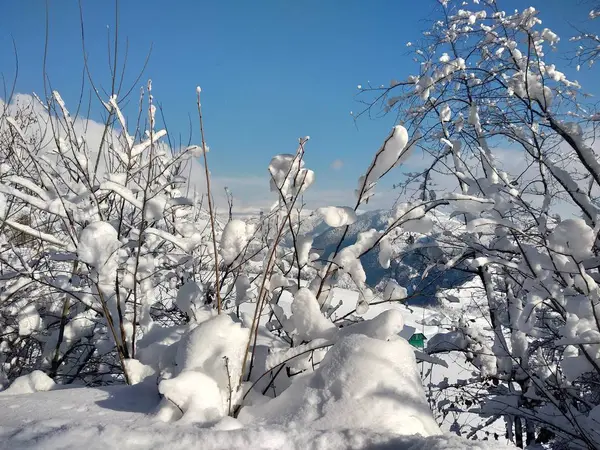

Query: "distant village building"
left=399, top=325, right=428, bottom=349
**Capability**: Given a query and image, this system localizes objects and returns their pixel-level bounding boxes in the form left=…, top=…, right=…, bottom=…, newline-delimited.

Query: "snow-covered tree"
left=356, top=1, right=600, bottom=448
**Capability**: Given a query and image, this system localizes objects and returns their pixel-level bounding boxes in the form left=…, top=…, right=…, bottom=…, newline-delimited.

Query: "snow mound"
left=157, top=314, right=247, bottom=423
left=0, top=341, right=516, bottom=450
left=338, top=308, right=405, bottom=341
left=158, top=371, right=225, bottom=423
left=240, top=334, right=441, bottom=436
left=1, top=370, right=55, bottom=395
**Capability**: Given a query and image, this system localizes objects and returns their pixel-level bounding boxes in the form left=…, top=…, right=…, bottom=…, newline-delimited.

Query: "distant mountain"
left=280, top=210, right=330, bottom=247
left=310, top=209, right=472, bottom=306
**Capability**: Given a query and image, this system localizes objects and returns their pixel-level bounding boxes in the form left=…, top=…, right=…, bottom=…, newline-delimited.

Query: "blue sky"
left=0, top=0, right=594, bottom=211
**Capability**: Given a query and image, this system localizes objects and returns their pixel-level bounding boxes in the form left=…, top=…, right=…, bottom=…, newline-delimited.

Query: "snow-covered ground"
left=0, top=285, right=513, bottom=449
left=0, top=383, right=503, bottom=450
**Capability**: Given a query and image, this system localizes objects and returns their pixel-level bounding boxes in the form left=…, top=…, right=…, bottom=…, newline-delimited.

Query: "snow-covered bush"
left=6, top=1, right=600, bottom=448
left=0, top=76, right=455, bottom=444
left=0, top=86, right=217, bottom=386
left=356, top=1, right=600, bottom=448
left=0, top=72, right=456, bottom=437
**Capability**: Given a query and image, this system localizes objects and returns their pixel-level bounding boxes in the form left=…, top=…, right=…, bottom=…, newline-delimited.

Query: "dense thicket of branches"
left=355, top=2, right=600, bottom=448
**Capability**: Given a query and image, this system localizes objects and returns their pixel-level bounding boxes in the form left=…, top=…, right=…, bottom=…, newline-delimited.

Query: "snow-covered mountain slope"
left=310, top=209, right=472, bottom=305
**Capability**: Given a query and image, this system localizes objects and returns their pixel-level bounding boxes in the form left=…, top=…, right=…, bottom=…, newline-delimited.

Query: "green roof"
left=408, top=333, right=427, bottom=348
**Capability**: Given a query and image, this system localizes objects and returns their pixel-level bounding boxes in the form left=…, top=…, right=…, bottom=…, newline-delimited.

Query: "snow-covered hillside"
left=307, top=209, right=473, bottom=305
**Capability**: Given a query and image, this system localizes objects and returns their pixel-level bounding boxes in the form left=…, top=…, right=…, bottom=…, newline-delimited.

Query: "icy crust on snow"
left=240, top=334, right=442, bottom=436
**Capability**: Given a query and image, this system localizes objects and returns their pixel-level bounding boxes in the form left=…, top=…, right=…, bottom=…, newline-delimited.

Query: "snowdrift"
left=0, top=328, right=514, bottom=449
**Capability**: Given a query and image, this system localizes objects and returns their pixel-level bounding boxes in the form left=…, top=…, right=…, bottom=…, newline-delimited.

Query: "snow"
left=122, top=359, right=156, bottom=385
left=440, top=103, right=452, bottom=122
left=235, top=275, right=252, bottom=305
left=383, top=280, right=408, bottom=301
left=427, top=330, right=467, bottom=353
left=295, top=234, right=313, bottom=266
left=338, top=309, right=405, bottom=341
left=158, top=371, right=225, bottom=423
left=548, top=218, right=594, bottom=260
left=220, top=219, right=253, bottom=265
left=468, top=104, right=481, bottom=132
left=144, top=194, right=167, bottom=221
left=0, top=371, right=55, bottom=395
left=240, top=334, right=441, bottom=436
left=444, top=193, right=495, bottom=215
left=268, top=153, right=315, bottom=199
left=357, top=125, right=410, bottom=203
left=7, top=5, right=588, bottom=442
left=316, top=206, right=357, bottom=227
left=77, top=221, right=121, bottom=286
left=378, top=236, right=393, bottom=269
left=156, top=313, right=247, bottom=423
left=541, top=27, right=559, bottom=45
left=0, top=382, right=513, bottom=450
left=174, top=280, right=205, bottom=316
left=416, top=75, right=433, bottom=101
left=187, top=144, right=209, bottom=157
left=0, top=286, right=516, bottom=449
left=290, top=288, right=337, bottom=341
left=17, top=303, right=40, bottom=336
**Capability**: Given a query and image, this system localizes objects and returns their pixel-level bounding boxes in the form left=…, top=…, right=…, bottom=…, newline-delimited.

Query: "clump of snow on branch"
left=356, top=125, right=409, bottom=204
left=316, top=206, right=357, bottom=227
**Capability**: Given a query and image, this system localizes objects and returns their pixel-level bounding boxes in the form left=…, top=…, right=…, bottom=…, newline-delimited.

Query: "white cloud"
left=330, top=159, right=344, bottom=171
left=0, top=94, right=446, bottom=219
